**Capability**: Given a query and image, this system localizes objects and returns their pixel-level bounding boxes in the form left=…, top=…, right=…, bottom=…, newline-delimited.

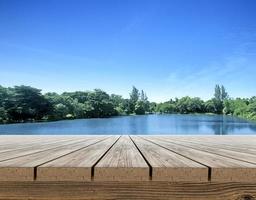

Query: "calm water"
left=0, top=114, right=256, bottom=135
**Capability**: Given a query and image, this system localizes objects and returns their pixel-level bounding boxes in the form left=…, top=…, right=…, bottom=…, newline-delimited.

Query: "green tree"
left=247, top=101, right=256, bottom=120
left=0, top=86, right=8, bottom=108
left=85, top=89, right=117, bottom=118
left=221, top=85, right=228, bottom=100
left=71, top=99, right=87, bottom=118
left=214, top=85, right=221, bottom=101
left=204, top=99, right=216, bottom=113
left=149, top=102, right=157, bottom=113
left=53, top=103, right=69, bottom=119
left=156, top=102, right=175, bottom=113
left=232, top=98, right=248, bottom=117
left=129, top=86, right=140, bottom=113
left=62, top=91, right=89, bottom=103
left=117, top=99, right=130, bottom=115
left=0, top=107, right=8, bottom=123
left=8, top=86, right=52, bottom=121
left=134, top=100, right=146, bottom=115
left=213, top=84, right=228, bottom=114
left=140, top=90, right=150, bottom=113
left=176, top=97, right=191, bottom=114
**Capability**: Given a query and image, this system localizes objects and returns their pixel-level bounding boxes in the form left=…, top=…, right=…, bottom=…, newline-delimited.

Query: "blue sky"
left=0, top=0, right=256, bottom=102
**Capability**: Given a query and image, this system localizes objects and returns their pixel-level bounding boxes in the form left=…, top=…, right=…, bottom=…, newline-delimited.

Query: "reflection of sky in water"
left=0, top=114, right=256, bottom=135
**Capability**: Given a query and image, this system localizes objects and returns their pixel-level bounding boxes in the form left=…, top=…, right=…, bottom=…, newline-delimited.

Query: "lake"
left=0, top=114, right=256, bottom=135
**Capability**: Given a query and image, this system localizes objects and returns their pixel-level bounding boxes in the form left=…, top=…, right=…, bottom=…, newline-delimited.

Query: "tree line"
left=156, top=85, right=256, bottom=121
left=0, top=84, right=255, bottom=124
left=0, top=85, right=152, bottom=123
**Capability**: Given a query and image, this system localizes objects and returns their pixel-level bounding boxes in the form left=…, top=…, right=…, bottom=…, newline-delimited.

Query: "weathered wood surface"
left=0, top=181, right=256, bottom=200
left=94, top=136, right=149, bottom=181
left=0, top=135, right=256, bottom=200
left=0, top=136, right=108, bottom=181
left=141, top=136, right=256, bottom=182
left=130, top=136, right=208, bottom=182
left=37, top=136, right=119, bottom=181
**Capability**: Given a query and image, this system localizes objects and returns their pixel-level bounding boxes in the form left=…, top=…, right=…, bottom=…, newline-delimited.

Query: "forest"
left=0, top=85, right=256, bottom=124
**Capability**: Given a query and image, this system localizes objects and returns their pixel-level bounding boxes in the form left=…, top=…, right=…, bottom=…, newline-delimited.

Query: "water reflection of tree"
left=207, top=115, right=256, bottom=135
left=174, top=114, right=200, bottom=134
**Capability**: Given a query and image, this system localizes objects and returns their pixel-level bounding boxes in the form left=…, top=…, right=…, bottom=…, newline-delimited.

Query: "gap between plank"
left=0, top=138, right=100, bottom=163
left=33, top=136, right=112, bottom=181
left=163, top=138, right=256, bottom=167
left=91, top=136, right=121, bottom=181
left=138, top=136, right=212, bottom=181
left=129, top=136, right=153, bottom=180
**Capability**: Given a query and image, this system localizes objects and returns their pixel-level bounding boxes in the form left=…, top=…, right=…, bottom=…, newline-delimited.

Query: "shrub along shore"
left=0, top=85, right=255, bottom=124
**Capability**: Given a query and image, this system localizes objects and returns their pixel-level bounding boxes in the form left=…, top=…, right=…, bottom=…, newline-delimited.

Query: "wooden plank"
left=0, top=136, right=98, bottom=161
left=141, top=136, right=256, bottom=182
left=161, top=137, right=256, bottom=165
left=167, top=136, right=256, bottom=155
left=0, top=136, right=108, bottom=181
left=37, top=136, right=119, bottom=181
left=0, top=136, right=52, bottom=151
left=94, top=136, right=149, bottom=181
left=0, top=181, right=256, bottom=200
left=0, top=137, right=78, bottom=154
left=131, top=136, right=208, bottom=182
left=0, top=136, right=92, bottom=153
left=173, top=136, right=256, bottom=149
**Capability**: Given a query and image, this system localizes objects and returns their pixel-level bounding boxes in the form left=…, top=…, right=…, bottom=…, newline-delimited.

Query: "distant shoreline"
left=1, top=85, right=255, bottom=125
left=1, top=113, right=255, bottom=126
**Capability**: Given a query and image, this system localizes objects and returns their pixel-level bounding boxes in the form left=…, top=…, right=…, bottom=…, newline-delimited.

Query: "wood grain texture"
left=0, top=181, right=255, bottom=200
left=0, top=136, right=256, bottom=199
left=166, top=136, right=256, bottom=155
left=94, top=136, right=149, bottom=181
left=0, top=136, right=107, bottom=181
left=37, top=136, right=119, bottom=181
left=161, top=138, right=256, bottom=164
left=131, top=136, right=208, bottom=182
left=0, top=138, right=79, bottom=157
left=0, top=136, right=99, bottom=161
left=141, top=136, right=256, bottom=182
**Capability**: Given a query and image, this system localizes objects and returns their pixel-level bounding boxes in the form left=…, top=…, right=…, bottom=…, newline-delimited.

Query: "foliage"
left=0, top=84, right=255, bottom=124
left=4, top=86, right=52, bottom=122
left=129, top=86, right=140, bottom=113
left=134, top=100, right=146, bottom=115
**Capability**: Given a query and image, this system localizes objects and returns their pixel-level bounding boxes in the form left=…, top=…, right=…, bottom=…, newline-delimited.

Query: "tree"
left=8, top=86, right=52, bottom=121
left=187, top=97, right=204, bottom=113
left=117, top=99, right=130, bottom=115
left=156, top=102, right=175, bottom=113
left=134, top=100, right=146, bottom=115
left=53, top=103, right=69, bottom=119
left=221, top=85, right=228, bottom=100
left=140, top=90, right=150, bottom=113
left=176, top=97, right=191, bottom=114
left=212, top=98, right=223, bottom=114
left=223, top=100, right=233, bottom=115
left=204, top=99, right=216, bottom=113
left=0, top=107, right=8, bottom=123
left=0, top=86, right=8, bottom=108
left=247, top=101, right=256, bottom=120
left=129, top=86, right=140, bottom=113
left=1, top=83, right=256, bottom=124
left=110, top=94, right=123, bottom=108
left=71, top=99, right=87, bottom=118
left=233, top=99, right=248, bottom=117
left=214, top=85, right=221, bottom=101
left=149, top=102, right=157, bottom=113
left=85, top=89, right=117, bottom=118
left=213, top=84, right=229, bottom=114
left=62, top=91, right=89, bottom=103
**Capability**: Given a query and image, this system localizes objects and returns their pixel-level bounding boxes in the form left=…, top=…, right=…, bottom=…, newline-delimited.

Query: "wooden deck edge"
left=0, top=181, right=255, bottom=200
